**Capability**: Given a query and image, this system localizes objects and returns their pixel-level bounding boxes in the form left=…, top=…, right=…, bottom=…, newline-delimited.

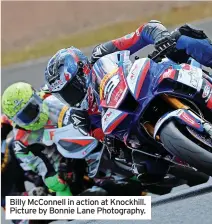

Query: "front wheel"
left=160, top=121, right=212, bottom=176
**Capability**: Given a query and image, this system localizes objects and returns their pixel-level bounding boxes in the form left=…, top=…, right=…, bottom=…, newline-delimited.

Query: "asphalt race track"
left=70, top=179, right=212, bottom=224
left=1, top=18, right=212, bottom=224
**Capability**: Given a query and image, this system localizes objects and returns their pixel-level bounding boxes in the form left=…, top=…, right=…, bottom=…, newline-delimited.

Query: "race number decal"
left=100, top=67, right=128, bottom=109
left=104, top=74, right=120, bottom=104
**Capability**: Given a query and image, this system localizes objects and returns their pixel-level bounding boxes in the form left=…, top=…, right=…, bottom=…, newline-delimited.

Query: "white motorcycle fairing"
left=43, top=123, right=99, bottom=159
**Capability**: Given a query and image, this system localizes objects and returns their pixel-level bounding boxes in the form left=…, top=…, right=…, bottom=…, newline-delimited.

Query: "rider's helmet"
left=44, top=47, right=91, bottom=107
left=2, top=82, right=49, bottom=131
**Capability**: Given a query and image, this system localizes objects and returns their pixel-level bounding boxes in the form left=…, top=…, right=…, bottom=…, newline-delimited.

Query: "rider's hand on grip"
left=149, top=36, right=176, bottom=62
left=155, top=36, right=176, bottom=53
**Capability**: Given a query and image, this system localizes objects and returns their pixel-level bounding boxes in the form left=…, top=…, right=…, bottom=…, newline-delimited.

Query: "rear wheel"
left=160, top=121, right=212, bottom=176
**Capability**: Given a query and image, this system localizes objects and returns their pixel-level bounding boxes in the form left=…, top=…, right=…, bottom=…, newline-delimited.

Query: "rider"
left=1, top=82, right=88, bottom=197
left=1, top=86, right=52, bottom=202
left=1, top=115, right=48, bottom=224
left=1, top=119, right=45, bottom=197
left=43, top=20, right=212, bottom=147
left=1, top=86, right=52, bottom=205
left=89, top=22, right=212, bottom=67
left=1, top=82, right=148, bottom=197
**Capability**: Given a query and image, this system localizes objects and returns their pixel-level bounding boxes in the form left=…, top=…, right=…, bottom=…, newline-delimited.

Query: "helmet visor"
left=53, top=73, right=87, bottom=107
left=12, top=94, right=43, bottom=126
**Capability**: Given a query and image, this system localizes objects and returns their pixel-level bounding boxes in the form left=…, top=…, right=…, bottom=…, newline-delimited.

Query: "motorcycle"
left=91, top=47, right=212, bottom=178
left=42, top=49, right=211, bottom=194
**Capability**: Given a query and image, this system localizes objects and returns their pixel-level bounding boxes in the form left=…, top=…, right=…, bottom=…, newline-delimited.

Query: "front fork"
left=144, top=94, right=211, bottom=140
left=144, top=94, right=188, bottom=139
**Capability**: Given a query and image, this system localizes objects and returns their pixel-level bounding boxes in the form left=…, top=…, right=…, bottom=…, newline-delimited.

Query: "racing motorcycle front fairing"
left=91, top=50, right=173, bottom=139
left=91, top=50, right=212, bottom=177
left=91, top=51, right=174, bottom=177
left=92, top=50, right=211, bottom=138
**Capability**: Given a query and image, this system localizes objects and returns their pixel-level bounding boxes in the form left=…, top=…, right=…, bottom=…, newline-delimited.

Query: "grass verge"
left=2, top=2, right=212, bottom=67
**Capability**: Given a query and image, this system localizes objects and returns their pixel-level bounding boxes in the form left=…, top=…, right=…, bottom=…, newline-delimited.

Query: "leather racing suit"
left=69, top=21, right=212, bottom=151
left=2, top=93, right=87, bottom=196
left=1, top=89, right=52, bottom=207
left=90, top=22, right=212, bottom=67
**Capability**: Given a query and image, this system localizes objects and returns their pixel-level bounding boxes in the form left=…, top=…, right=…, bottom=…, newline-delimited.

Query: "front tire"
left=160, top=121, right=212, bottom=176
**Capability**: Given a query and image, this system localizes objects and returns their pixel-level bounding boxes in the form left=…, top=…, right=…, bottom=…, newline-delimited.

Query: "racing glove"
left=154, top=36, right=176, bottom=54
left=45, top=173, right=73, bottom=196
left=24, top=171, right=44, bottom=187
left=145, top=20, right=176, bottom=53
left=69, top=108, right=91, bottom=134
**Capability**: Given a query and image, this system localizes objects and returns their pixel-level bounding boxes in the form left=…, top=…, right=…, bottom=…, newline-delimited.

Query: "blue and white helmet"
left=44, top=47, right=91, bottom=106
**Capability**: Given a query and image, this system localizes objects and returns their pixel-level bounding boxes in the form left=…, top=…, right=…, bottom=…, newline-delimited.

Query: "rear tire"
left=160, top=121, right=212, bottom=176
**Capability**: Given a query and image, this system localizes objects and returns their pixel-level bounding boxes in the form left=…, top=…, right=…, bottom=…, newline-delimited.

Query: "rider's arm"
left=171, top=24, right=212, bottom=67
left=176, top=36, right=212, bottom=67
left=90, top=20, right=170, bottom=64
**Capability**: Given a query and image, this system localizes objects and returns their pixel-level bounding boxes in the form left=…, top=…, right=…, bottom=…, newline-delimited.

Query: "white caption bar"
left=6, top=196, right=151, bottom=220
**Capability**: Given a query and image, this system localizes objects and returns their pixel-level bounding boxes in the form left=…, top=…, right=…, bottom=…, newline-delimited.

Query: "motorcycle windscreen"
left=92, top=51, right=131, bottom=109
left=92, top=50, right=132, bottom=84
left=48, top=123, right=99, bottom=159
